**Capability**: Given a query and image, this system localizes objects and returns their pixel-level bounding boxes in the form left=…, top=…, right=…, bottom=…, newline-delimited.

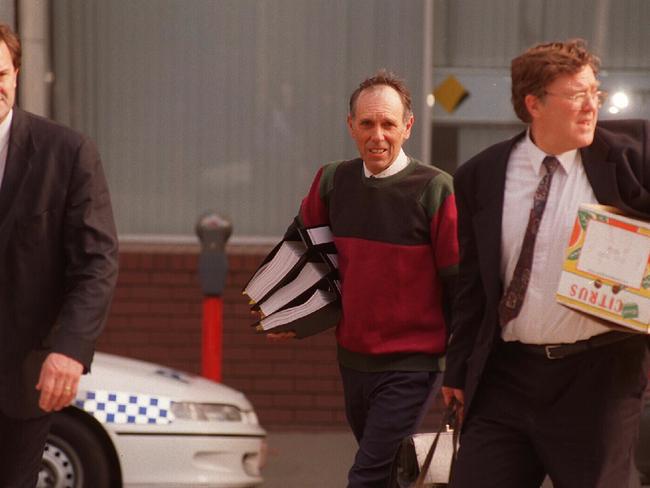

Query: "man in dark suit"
left=0, top=24, right=118, bottom=487
left=442, top=39, right=650, bottom=487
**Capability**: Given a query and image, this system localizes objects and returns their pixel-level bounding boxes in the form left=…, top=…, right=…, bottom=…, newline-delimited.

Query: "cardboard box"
left=556, top=204, right=650, bottom=333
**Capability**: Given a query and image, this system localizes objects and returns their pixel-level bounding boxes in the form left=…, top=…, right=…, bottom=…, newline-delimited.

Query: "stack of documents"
left=243, top=219, right=341, bottom=338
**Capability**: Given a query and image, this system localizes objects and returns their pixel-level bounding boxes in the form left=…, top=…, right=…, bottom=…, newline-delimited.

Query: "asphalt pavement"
left=260, top=431, right=645, bottom=487
left=261, top=431, right=357, bottom=487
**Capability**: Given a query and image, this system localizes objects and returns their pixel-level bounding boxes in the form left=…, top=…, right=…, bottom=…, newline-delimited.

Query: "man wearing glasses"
left=442, top=39, right=650, bottom=487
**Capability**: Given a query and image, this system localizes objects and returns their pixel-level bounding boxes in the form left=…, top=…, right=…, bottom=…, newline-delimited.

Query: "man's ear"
left=524, top=94, right=542, bottom=120
left=347, top=114, right=354, bottom=135
left=403, top=114, right=414, bottom=140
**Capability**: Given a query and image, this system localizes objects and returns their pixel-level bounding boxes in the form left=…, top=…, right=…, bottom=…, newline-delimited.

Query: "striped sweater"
left=298, top=157, right=458, bottom=372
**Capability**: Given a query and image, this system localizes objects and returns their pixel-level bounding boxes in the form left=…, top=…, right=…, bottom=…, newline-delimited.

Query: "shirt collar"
left=0, top=109, right=13, bottom=152
left=362, top=148, right=409, bottom=178
left=524, top=128, right=578, bottom=176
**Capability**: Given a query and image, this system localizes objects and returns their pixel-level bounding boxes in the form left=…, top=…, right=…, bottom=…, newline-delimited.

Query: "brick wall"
left=99, top=242, right=350, bottom=431
left=99, top=242, right=444, bottom=431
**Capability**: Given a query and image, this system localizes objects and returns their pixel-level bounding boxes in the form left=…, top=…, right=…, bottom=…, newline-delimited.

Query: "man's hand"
left=442, top=386, right=465, bottom=426
left=35, top=353, right=84, bottom=412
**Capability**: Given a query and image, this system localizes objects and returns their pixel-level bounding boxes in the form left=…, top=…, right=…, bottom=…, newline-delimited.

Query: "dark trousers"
left=0, top=410, right=51, bottom=488
left=339, top=364, right=440, bottom=488
left=450, top=335, right=649, bottom=488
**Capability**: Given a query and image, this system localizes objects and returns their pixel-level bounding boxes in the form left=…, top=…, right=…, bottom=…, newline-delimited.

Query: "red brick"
left=104, top=316, right=132, bottom=329
left=294, top=348, right=337, bottom=362
left=137, top=253, right=155, bottom=270
left=270, top=362, right=312, bottom=377
left=334, top=411, right=349, bottom=424
left=149, top=271, right=190, bottom=285
left=127, top=286, right=175, bottom=300
left=253, top=378, right=294, bottom=392
left=117, top=271, right=151, bottom=285
left=222, top=347, right=254, bottom=361
left=226, top=378, right=253, bottom=391
left=258, top=409, right=293, bottom=425
left=149, top=301, right=192, bottom=315
left=294, top=378, right=339, bottom=393
left=250, top=347, right=295, bottom=362
left=273, top=394, right=314, bottom=408
left=169, top=254, right=198, bottom=270
left=247, top=393, right=274, bottom=408
left=130, top=316, right=172, bottom=329
left=315, top=394, right=345, bottom=408
left=101, top=330, right=150, bottom=346
left=169, top=287, right=203, bottom=301
left=109, top=301, right=150, bottom=315
left=294, top=409, right=334, bottom=423
left=104, top=247, right=361, bottom=430
left=312, top=363, right=340, bottom=375
left=149, top=331, right=199, bottom=346
left=222, top=332, right=268, bottom=347
left=152, top=254, right=171, bottom=269
left=222, top=362, right=268, bottom=377
left=118, top=253, right=140, bottom=269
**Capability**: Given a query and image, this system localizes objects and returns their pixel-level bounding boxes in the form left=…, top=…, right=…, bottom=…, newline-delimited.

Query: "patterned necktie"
left=498, top=156, right=559, bottom=327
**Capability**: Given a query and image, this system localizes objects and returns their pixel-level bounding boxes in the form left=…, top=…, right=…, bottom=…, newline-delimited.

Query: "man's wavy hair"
left=511, top=39, right=600, bottom=123
left=349, top=69, right=412, bottom=122
left=0, top=24, right=21, bottom=70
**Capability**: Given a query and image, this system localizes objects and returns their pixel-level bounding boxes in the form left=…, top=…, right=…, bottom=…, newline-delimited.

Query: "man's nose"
left=370, top=126, right=384, bottom=141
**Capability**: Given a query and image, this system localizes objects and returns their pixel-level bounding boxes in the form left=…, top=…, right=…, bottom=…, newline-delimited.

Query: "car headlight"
left=242, top=410, right=259, bottom=425
left=171, top=402, right=242, bottom=422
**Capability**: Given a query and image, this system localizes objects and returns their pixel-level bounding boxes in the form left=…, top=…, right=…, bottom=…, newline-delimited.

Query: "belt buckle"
left=544, top=344, right=563, bottom=360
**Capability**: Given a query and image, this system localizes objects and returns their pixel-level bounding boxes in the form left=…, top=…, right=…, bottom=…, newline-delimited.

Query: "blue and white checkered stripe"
left=75, top=390, right=174, bottom=425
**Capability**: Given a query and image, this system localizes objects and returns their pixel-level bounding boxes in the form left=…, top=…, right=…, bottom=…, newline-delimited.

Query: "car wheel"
left=38, top=413, right=112, bottom=488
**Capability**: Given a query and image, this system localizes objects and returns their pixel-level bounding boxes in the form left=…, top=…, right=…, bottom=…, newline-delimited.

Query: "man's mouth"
left=369, top=149, right=387, bottom=154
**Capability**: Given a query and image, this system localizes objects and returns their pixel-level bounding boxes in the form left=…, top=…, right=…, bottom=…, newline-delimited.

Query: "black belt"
left=507, top=331, right=635, bottom=360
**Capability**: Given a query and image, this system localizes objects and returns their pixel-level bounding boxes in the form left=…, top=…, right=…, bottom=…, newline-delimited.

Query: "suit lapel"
left=582, top=126, right=650, bottom=217
left=473, top=132, right=523, bottom=300
left=0, top=108, right=34, bottom=233
left=580, top=130, right=619, bottom=205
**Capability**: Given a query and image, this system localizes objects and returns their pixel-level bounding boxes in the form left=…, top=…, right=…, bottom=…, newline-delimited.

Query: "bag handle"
left=414, top=398, right=459, bottom=488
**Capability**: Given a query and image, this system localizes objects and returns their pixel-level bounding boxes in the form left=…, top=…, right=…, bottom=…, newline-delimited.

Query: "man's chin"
left=576, top=131, right=595, bottom=148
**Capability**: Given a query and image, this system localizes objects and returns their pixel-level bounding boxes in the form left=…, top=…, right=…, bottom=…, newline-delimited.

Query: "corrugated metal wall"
left=434, top=0, right=650, bottom=69
left=0, top=2, right=14, bottom=28
left=49, top=0, right=649, bottom=237
left=51, top=0, right=430, bottom=237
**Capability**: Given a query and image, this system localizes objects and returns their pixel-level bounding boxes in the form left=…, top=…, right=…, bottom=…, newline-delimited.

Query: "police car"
left=39, top=352, right=266, bottom=487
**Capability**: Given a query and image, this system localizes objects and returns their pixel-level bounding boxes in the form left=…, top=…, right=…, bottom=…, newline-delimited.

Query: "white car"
left=39, top=352, right=266, bottom=488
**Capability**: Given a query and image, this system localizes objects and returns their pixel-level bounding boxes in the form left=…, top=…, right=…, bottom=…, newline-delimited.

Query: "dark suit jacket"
left=0, top=108, right=118, bottom=418
left=443, top=119, right=650, bottom=416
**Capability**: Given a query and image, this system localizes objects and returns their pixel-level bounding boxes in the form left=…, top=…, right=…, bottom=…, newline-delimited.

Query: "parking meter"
left=195, top=212, right=233, bottom=382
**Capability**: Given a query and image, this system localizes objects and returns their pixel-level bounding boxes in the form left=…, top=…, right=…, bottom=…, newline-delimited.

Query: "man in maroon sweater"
left=271, top=70, right=458, bottom=487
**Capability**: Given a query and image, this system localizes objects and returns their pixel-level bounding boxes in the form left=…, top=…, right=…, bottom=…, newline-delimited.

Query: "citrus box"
left=556, top=204, right=650, bottom=333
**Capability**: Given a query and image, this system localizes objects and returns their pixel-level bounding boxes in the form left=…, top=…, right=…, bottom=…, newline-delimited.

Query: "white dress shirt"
left=0, top=109, right=13, bottom=191
left=362, top=148, right=408, bottom=178
left=501, top=131, right=612, bottom=344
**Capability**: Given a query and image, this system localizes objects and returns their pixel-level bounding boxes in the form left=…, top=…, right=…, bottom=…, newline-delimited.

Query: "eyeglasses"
left=543, top=90, right=608, bottom=108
